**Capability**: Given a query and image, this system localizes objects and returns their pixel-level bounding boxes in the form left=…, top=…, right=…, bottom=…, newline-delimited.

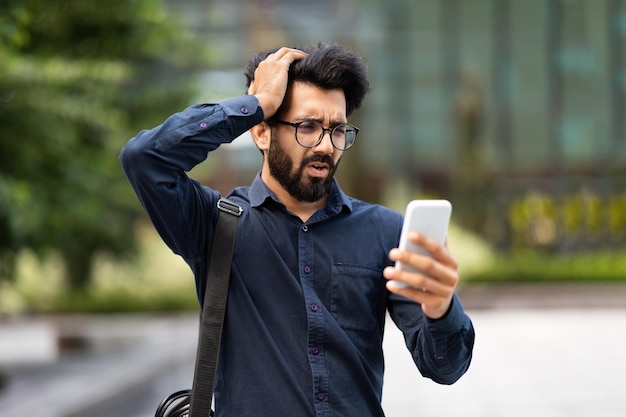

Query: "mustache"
left=302, top=154, right=335, bottom=169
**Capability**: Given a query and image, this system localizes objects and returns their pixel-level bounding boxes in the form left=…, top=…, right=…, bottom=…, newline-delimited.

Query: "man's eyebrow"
left=292, top=114, right=349, bottom=126
left=300, top=117, right=348, bottom=125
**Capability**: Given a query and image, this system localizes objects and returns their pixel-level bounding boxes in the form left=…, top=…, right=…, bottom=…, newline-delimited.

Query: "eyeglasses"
left=265, top=119, right=359, bottom=151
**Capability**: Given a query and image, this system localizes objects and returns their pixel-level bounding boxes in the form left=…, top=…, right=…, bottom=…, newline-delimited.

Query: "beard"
left=267, top=134, right=339, bottom=202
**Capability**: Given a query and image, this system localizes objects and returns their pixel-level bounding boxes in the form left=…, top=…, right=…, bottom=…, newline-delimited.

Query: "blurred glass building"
left=164, top=0, right=626, bottom=251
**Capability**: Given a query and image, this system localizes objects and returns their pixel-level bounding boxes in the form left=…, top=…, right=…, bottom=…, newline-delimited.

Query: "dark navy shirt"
left=120, top=95, right=474, bottom=417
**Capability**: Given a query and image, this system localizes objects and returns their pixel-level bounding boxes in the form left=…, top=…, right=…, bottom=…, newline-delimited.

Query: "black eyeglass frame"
left=265, top=119, right=360, bottom=151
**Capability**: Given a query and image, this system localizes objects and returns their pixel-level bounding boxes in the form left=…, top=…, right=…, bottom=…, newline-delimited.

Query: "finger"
left=273, top=47, right=307, bottom=58
left=388, top=248, right=458, bottom=287
left=408, top=232, right=459, bottom=270
left=384, top=264, right=453, bottom=294
left=385, top=275, right=454, bottom=319
left=385, top=276, right=449, bottom=307
left=386, top=278, right=428, bottom=299
left=265, top=47, right=307, bottom=64
left=255, top=49, right=306, bottom=77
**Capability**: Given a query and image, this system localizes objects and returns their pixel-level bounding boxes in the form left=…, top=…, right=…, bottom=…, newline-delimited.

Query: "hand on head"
left=247, top=47, right=307, bottom=118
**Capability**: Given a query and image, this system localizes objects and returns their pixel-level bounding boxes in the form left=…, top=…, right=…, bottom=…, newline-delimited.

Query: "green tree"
left=0, top=0, right=209, bottom=289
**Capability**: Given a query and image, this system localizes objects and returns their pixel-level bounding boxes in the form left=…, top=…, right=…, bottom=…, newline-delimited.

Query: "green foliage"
left=0, top=1, right=209, bottom=289
left=0, top=225, right=199, bottom=315
left=507, top=189, right=626, bottom=249
left=462, top=189, right=626, bottom=283
left=466, top=249, right=626, bottom=283
left=42, top=288, right=198, bottom=314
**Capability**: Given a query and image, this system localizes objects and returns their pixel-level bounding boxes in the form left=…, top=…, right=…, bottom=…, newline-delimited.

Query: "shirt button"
left=240, top=106, right=249, bottom=114
left=310, top=304, right=318, bottom=312
left=317, top=393, right=325, bottom=401
left=302, top=225, right=308, bottom=232
left=304, top=266, right=311, bottom=274
left=200, top=122, right=207, bottom=128
left=311, top=347, right=320, bottom=355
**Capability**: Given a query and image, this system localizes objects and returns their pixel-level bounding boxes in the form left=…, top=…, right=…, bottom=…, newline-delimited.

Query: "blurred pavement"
left=382, top=308, right=626, bottom=417
left=0, top=284, right=625, bottom=417
left=0, top=314, right=198, bottom=417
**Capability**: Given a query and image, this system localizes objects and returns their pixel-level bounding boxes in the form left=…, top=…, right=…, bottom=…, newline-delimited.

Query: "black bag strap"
left=189, top=198, right=242, bottom=417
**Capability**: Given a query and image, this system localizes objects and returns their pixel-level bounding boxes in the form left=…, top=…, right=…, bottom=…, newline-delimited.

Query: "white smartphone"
left=394, top=200, right=452, bottom=289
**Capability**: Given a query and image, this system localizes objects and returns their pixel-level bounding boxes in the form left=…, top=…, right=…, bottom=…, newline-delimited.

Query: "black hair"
left=244, top=42, right=371, bottom=116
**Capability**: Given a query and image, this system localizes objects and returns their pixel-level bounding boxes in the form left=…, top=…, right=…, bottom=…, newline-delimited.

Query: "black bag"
left=155, top=389, right=195, bottom=417
left=154, top=198, right=242, bottom=417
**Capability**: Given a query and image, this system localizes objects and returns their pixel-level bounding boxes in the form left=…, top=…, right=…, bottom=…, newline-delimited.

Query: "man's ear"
left=250, top=122, right=271, bottom=152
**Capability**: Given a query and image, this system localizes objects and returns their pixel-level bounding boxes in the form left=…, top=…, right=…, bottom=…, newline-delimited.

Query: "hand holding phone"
left=393, top=200, right=452, bottom=289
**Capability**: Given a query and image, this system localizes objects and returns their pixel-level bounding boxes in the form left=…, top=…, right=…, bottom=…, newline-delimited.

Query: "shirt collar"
left=249, top=172, right=353, bottom=214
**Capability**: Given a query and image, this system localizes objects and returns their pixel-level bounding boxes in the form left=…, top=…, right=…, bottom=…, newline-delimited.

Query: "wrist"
left=254, top=94, right=278, bottom=119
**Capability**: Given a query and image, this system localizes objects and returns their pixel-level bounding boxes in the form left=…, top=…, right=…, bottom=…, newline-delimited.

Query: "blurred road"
left=1, top=284, right=625, bottom=417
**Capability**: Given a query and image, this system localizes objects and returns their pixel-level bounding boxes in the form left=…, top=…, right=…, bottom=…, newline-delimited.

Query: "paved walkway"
left=382, top=308, right=626, bottom=417
left=1, top=285, right=625, bottom=417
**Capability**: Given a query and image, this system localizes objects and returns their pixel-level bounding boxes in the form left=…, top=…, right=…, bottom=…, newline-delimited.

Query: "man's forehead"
left=282, top=81, right=347, bottom=116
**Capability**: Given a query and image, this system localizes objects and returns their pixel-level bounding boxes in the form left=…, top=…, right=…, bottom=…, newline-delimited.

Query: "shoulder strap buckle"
left=217, top=198, right=243, bottom=217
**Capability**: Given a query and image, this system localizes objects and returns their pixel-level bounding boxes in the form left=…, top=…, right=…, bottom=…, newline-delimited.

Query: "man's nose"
left=313, top=130, right=334, bottom=153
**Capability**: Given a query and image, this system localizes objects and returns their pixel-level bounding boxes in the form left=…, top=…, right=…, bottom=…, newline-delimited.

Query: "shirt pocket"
left=330, top=263, right=384, bottom=333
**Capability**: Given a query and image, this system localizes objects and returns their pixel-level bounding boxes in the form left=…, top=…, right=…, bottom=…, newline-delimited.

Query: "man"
left=121, top=43, right=474, bottom=417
